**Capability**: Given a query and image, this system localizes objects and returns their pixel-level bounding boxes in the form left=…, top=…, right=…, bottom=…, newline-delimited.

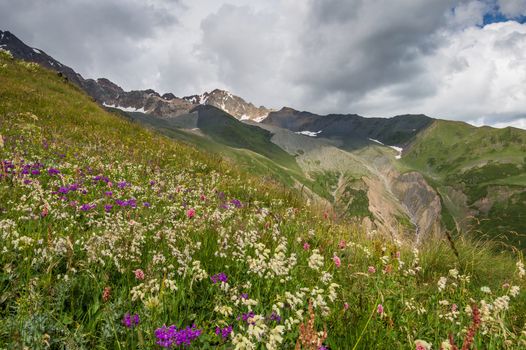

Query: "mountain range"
left=1, top=29, right=524, bottom=249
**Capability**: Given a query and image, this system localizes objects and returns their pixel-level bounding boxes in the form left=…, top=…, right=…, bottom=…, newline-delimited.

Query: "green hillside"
left=402, top=120, right=526, bottom=248
left=1, top=51, right=526, bottom=349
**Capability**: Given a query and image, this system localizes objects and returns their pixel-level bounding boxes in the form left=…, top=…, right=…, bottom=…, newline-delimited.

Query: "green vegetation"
left=402, top=120, right=526, bottom=248
left=1, top=51, right=526, bottom=349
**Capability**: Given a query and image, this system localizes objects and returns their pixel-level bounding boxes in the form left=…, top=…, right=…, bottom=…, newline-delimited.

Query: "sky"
left=1, top=0, right=526, bottom=129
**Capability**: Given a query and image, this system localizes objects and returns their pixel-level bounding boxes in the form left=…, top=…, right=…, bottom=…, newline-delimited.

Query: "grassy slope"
left=1, top=53, right=526, bottom=349
left=402, top=119, right=526, bottom=248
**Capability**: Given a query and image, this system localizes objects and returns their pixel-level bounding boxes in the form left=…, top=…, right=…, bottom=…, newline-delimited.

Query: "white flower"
left=517, top=260, right=525, bottom=279
left=510, top=285, right=520, bottom=297
left=448, top=269, right=459, bottom=279
left=438, top=277, right=447, bottom=292
left=480, top=286, right=491, bottom=294
left=308, top=249, right=324, bottom=271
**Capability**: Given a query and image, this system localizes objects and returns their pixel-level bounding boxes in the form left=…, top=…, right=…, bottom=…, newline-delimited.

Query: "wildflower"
left=104, top=204, right=113, bottom=212
left=269, top=311, right=282, bottom=323
left=80, top=203, right=95, bottom=212
left=155, top=324, right=202, bottom=348
left=143, top=202, right=150, bottom=208
left=210, top=272, right=228, bottom=284
left=438, top=277, right=447, bottom=292
left=303, top=242, right=310, bottom=250
left=517, top=260, right=525, bottom=279
left=368, top=266, right=376, bottom=274
left=415, top=339, right=432, bottom=350
left=134, top=269, right=145, bottom=281
left=480, top=286, right=491, bottom=294
left=104, top=191, right=113, bottom=197
left=377, top=304, right=384, bottom=315
left=47, top=168, right=60, bottom=175
left=338, top=240, right=346, bottom=249
left=461, top=303, right=481, bottom=349
left=186, top=208, right=196, bottom=219
left=510, top=285, right=520, bottom=297
left=230, top=199, right=242, bottom=208
left=122, top=313, right=140, bottom=328
left=102, top=287, right=111, bottom=302
left=240, top=293, right=249, bottom=299
left=333, top=255, right=341, bottom=268
left=117, top=181, right=128, bottom=189
left=215, top=325, right=233, bottom=339
left=344, top=302, right=349, bottom=311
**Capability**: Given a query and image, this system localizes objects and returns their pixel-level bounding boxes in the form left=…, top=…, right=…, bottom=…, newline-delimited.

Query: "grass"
left=401, top=119, right=526, bottom=248
left=1, top=51, right=526, bottom=349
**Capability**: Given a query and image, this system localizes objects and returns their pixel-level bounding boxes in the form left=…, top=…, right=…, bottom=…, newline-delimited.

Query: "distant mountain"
left=0, top=30, right=269, bottom=121
left=263, top=107, right=433, bottom=148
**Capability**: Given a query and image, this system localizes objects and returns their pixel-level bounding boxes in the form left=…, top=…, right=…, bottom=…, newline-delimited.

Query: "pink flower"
left=338, top=240, right=346, bottom=249
left=368, top=266, right=376, bottom=274
left=377, top=304, right=384, bottom=315
left=186, top=208, right=196, bottom=219
left=303, top=242, right=310, bottom=250
left=134, top=269, right=145, bottom=281
left=333, top=255, right=341, bottom=268
left=344, top=302, right=349, bottom=311
left=451, top=303, right=458, bottom=312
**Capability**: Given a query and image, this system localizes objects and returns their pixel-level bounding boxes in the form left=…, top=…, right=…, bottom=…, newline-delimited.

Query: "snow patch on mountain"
left=296, top=130, right=322, bottom=137
left=103, top=102, right=147, bottom=114
left=368, top=138, right=403, bottom=159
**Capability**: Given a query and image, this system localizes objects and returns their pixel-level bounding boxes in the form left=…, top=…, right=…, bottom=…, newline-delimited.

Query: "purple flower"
left=149, top=180, right=156, bottom=186
left=122, top=313, right=140, bottom=328
left=117, top=181, right=128, bottom=189
left=268, top=312, right=282, bottom=323
left=104, top=204, right=113, bottom=212
left=31, top=169, right=41, bottom=176
left=238, top=311, right=256, bottom=324
left=230, top=199, right=242, bottom=208
left=48, top=168, right=60, bottom=176
left=104, top=191, right=113, bottom=197
left=154, top=324, right=202, bottom=348
left=58, top=186, right=70, bottom=195
left=215, top=325, right=233, bottom=340
left=240, top=293, right=248, bottom=300
left=80, top=203, right=95, bottom=212
left=210, top=272, right=228, bottom=284
left=143, top=202, right=151, bottom=208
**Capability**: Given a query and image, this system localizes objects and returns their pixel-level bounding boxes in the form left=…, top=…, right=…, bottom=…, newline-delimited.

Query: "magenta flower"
left=134, top=269, right=145, bottom=281
left=186, top=208, right=196, bottom=219
left=303, top=242, right=310, bottom=250
left=377, top=304, right=384, bottom=315
left=333, top=255, right=341, bottom=268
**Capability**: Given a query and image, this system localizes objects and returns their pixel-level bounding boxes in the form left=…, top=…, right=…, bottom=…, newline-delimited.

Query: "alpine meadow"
left=1, top=1, right=526, bottom=349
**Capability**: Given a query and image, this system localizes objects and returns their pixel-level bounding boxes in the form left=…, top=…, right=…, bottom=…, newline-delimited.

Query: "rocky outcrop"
left=390, top=172, right=442, bottom=240
left=184, top=89, right=271, bottom=121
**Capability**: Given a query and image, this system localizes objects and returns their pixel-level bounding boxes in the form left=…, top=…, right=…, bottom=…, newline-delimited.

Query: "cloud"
left=1, top=0, right=525, bottom=128
left=498, top=0, right=526, bottom=18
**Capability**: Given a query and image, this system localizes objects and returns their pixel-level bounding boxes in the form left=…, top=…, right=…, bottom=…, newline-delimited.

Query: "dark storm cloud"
left=0, top=0, right=178, bottom=83
left=290, top=0, right=456, bottom=111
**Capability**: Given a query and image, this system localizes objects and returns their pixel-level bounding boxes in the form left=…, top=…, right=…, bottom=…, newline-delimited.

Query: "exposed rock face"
left=183, top=89, right=271, bottom=121
left=390, top=172, right=442, bottom=240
